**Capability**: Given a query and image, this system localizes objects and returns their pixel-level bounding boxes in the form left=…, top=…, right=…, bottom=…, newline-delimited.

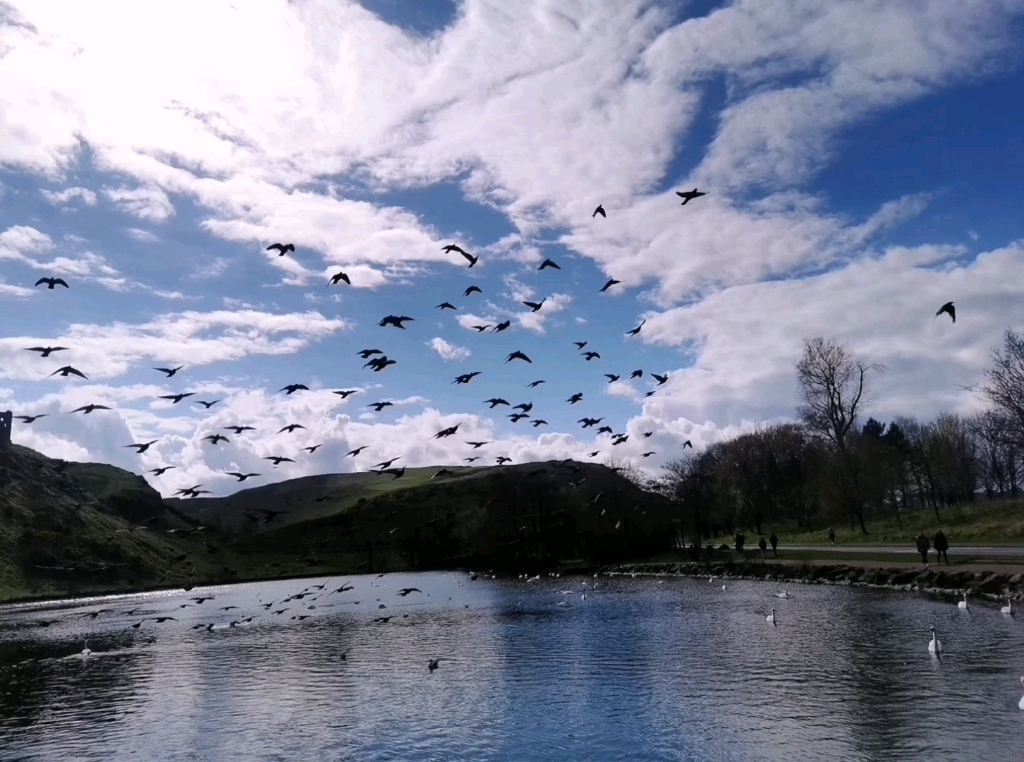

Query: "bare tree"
left=978, top=330, right=1024, bottom=446
left=796, top=337, right=884, bottom=452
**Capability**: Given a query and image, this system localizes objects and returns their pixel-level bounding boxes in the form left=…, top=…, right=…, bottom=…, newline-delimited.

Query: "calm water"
left=2, top=572, right=1023, bottom=761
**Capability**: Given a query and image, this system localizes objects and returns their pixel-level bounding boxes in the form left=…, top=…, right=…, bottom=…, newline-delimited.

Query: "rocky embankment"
left=600, top=560, right=1024, bottom=600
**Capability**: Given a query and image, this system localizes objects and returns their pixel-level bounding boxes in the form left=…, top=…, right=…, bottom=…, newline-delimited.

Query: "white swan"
left=776, top=590, right=792, bottom=599
left=766, top=608, right=776, bottom=625
left=79, top=642, right=92, bottom=658
left=1002, top=597, right=1013, bottom=616
left=928, top=626, right=942, bottom=655
left=1019, top=677, right=1024, bottom=710
left=958, top=592, right=969, bottom=610
left=556, top=600, right=572, bottom=608
left=721, top=584, right=726, bottom=591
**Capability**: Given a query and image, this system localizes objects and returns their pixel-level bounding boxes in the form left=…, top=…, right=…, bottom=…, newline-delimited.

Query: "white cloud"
left=125, top=227, right=160, bottom=242
left=104, top=186, right=175, bottom=222
left=428, top=337, right=471, bottom=361
left=41, top=186, right=98, bottom=206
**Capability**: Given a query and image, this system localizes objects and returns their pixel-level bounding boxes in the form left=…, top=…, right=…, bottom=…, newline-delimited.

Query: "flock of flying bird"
left=13, top=185, right=955, bottom=497
left=12, top=190, right=714, bottom=494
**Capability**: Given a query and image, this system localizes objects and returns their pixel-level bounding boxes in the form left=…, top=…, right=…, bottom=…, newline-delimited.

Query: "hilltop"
left=1, top=446, right=684, bottom=602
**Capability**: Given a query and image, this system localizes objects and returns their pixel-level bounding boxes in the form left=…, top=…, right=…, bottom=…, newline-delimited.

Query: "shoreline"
left=598, top=559, right=1024, bottom=601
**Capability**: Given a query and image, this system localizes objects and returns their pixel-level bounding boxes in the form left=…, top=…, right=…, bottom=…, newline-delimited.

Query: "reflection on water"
left=2, top=573, right=1024, bottom=761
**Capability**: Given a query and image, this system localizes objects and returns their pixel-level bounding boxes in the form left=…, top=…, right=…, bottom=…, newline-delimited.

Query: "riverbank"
left=599, top=558, right=1024, bottom=601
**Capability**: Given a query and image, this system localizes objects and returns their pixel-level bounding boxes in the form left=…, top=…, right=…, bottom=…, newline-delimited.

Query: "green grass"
left=765, top=499, right=1024, bottom=546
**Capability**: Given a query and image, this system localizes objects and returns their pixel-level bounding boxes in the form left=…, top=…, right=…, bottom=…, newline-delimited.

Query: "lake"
left=1, top=572, right=1023, bottom=761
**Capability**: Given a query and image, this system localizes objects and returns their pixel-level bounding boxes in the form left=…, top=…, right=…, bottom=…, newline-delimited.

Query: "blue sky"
left=1, top=0, right=1023, bottom=496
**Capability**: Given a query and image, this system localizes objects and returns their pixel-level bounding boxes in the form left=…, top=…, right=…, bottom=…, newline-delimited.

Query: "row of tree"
left=647, top=330, right=1024, bottom=541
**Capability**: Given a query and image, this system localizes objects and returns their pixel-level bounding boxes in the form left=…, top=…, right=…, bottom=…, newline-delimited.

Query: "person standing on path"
left=827, top=526, right=836, bottom=545
left=758, top=536, right=768, bottom=561
left=933, top=529, right=949, bottom=564
left=915, top=532, right=930, bottom=566
left=769, top=531, right=779, bottom=557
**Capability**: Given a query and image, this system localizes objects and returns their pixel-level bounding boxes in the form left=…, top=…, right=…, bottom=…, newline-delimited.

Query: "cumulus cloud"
left=104, top=186, right=175, bottom=222
left=41, top=186, right=98, bottom=206
left=428, top=337, right=471, bottom=361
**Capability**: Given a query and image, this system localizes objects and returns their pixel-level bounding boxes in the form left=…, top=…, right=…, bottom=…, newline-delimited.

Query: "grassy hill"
left=2, top=448, right=686, bottom=602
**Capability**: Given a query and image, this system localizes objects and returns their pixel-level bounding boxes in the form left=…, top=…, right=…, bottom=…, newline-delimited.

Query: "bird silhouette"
left=434, top=425, right=460, bottom=439
left=493, top=320, right=511, bottom=333
left=605, top=374, right=620, bottom=383
left=69, top=404, right=110, bottom=414
left=437, top=302, right=457, bottom=311
left=227, top=472, right=261, bottom=482
left=149, top=466, right=175, bottom=475
left=630, top=369, right=643, bottom=378
left=593, top=204, right=606, bottom=218
left=358, top=349, right=383, bottom=358
left=464, top=456, right=480, bottom=463
left=531, top=419, right=548, bottom=427
left=369, top=402, right=393, bottom=412
left=466, top=441, right=490, bottom=449
left=453, top=372, right=481, bottom=384
left=675, top=188, right=707, bottom=205
left=472, top=324, right=490, bottom=332
left=627, top=319, right=646, bottom=336
left=464, top=285, right=482, bottom=296
left=50, top=366, right=88, bottom=379
left=573, top=341, right=587, bottom=349
left=267, top=243, right=295, bottom=255
left=484, top=398, right=509, bottom=408
left=224, top=425, right=256, bottom=434
left=124, top=440, right=159, bottom=454
left=203, top=434, right=229, bottom=445
left=527, top=380, right=545, bottom=388
left=15, top=414, right=46, bottom=423
left=154, top=366, right=183, bottom=377
left=538, top=258, right=561, bottom=271
left=642, top=432, right=653, bottom=438
left=379, top=315, right=414, bottom=329
left=682, top=440, right=693, bottom=449
left=567, top=393, right=583, bottom=404
left=443, top=246, right=478, bottom=267
left=496, top=456, right=512, bottom=465
left=303, top=444, right=322, bottom=454
left=159, top=393, right=195, bottom=404
left=194, top=399, right=222, bottom=409
left=264, top=456, right=295, bottom=465
left=280, top=384, right=309, bottom=395
left=333, top=389, right=359, bottom=398
left=936, top=301, right=955, bottom=323
left=364, top=356, right=396, bottom=371
left=641, top=451, right=655, bottom=458
left=397, top=588, right=421, bottom=597
left=346, top=446, right=368, bottom=457
left=278, top=424, right=306, bottom=433
left=25, top=346, right=67, bottom=357
left=596, top=426, right=613, bottom=434
left=513, top=402, right=533, bottom=412
left=523, top=299, right=545, bottom=312
left=374, top=458, right=400, bottom=469
left=328, top=271, right=351, bottom=286
left=583, top=351, right=600, bottom=361
left=509, top=413, right=529, bottom=422
left=600, top=278, right=621, bottom=293
left=652, top=373, right=668, bottom=385
left=506, top=351, right=532, bottom=363
left=35, top=277, right=69, bottom=289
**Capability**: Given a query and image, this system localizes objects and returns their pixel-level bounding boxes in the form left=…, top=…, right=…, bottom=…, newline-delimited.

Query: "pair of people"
left=916, top=530, right=949, bottom=564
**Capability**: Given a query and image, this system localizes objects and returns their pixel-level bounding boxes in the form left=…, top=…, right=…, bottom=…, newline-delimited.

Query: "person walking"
left=758, top=536, right=768, bottom=561
left=769, top=531, right=779, bottom=557
left=827, top=525, right=836, bottom=545
left=933, top=529, right=949, bottom=564
left=915, top=532, right=930, bottom=566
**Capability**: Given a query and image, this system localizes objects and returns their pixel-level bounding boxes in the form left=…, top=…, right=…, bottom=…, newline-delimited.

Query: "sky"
left=1, top=0, right=1024, bottom=497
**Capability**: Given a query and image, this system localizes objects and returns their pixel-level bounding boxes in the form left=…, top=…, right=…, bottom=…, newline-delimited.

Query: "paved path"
left=784, top=544, right=1024, bottom=558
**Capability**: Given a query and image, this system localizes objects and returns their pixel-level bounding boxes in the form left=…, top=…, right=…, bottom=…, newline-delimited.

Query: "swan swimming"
left=928, top=626, right=942, bottom=655
left=1001, top=597, right=1013, bottom=616
left=766, top=608, right=776, bottom=626
left=776, top=590, right=792, bottom=599
left=958, top=592, right=969, bottom=610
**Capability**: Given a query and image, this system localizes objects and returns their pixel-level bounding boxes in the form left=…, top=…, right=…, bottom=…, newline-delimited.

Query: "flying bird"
left=264, top=456, right=295, bottom=465
left=328, top=271, right=351, bottom=286
left=379, top=315, right=414, bottom=329
left=579, top=418, right=603, bottom=428
left=464, top=456, right=480, bottom=463
left=573, top=341, right=587, bottom=350
left=936, top=301, right=955, bottom=323
left=35, top=277, right=69, bottom=289
left=346, top=446, right=368, bottom=457
left=368, top=402, right=393, bottom=412
left=496, top=456, right=512, bottom=465
left=508, top=413, right=529, bottom=422
left=434, top=425, right=460, bottom=439
left=69, top=404, right=110, bottom=414
left=523, top=299, right=545, bottom=312
left=267, top=243, right=295, bottom=255
left=605, top=374, right=620, bottom=383
left=227, top=472, right=261, bottom=482
left=588, top=451, right=600, bottom=457
left=567, top=393, right=583, bottom=404
left=365, top=356, right=396, bottom=371
left=627, top=320, right=646, bottom=336
left=484, top=398, right=509, bottom=408
left=675, top=188, right=707, bottom=205
left=513, top=402, right=533, bottom=412
left=25, top=346, right=67, bottom=357
left=464, top=285, right=482, bottom=296
left=472, top=324, right=490, bottom=332
left=437, top=301, right=457, bottom=310
left=397, top=588, right=421, bottom=597
left=302, top=445, right=322, bottom=454
left=159, top=393, right=195, bottom=404
left=531, top=419, right=548, bottom=427
left=441, top=245, right=478, bottom=267
left=278, top=424, right=306, bottom=433
left=374, top=458, right=400, bottom=469
left=600, top=278, right=621, bottom=293
left=50, top=366, right=87, bottom=379
left=194, top=399, right=222, bottom=409
left=453, top=372, right=481, bottom=384
left=630, top=369, right=643, bottom=379
left=592, top=204, right=606, bottom=218
left=466, top=441, right=490, bottom=449
left=642, top=432, right=653, bottom=438
left=124, top=440, right=159, bottom=454
left=333, top=389, right=359, bottom=398
left=493, top=320, right=511, bottom=332
left=358, top=349, right=383, bottom=358
left=224, top=425, right=256, bottom=434
left=149, top=466, right=175, bottom=476
left=682, top=440, right=693, bottom=449
left=527, top=380, right=545, bottom=388
left=203, top=434, right=229, bottom=445
left=583, top=352, right=600, bottom=361
left=280, top=384, right=309, bottom=395
left=14, top=414, right=46, bottom=423
left=381, top=466, right=406, bottom=480
left=154, top=366, right=183, bottom=377
left=538, top=258, right=560, bottom=271
left=506, top=351, right=532, bottom=363
left=596, top=426, right=613, bottom=434
left=652, top=373, right=668, bottom=385
left=642, top=451, right=655, bottom=458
